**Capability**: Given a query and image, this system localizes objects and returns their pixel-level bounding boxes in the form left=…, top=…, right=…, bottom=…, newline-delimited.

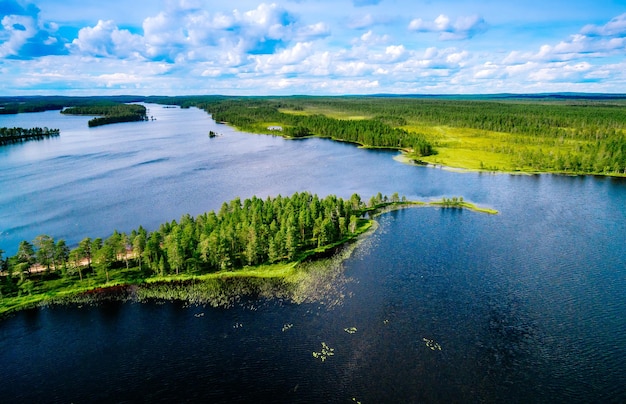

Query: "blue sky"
left=1, top=0, right=625, bottom=95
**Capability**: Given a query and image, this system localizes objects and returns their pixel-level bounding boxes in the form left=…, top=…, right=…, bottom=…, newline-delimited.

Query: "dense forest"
left=61, top=103, right=149, bottom=127
left=0, top=192, right=388, bottom=303
left=0, top=127, right=60, bottom=145
left=0, top=96, right=145, bottom=115
left=196, top=99, right=435, bottom=156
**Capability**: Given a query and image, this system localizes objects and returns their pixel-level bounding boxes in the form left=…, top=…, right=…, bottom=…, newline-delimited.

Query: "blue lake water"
left=1, top=105, right=625, bottom=402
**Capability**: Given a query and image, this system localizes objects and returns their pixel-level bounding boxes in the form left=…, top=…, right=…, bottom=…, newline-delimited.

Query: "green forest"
left=193, top=96, right=626, bottom=175
left=0, top=127, right=60, bottom=145
left=61, top=103, right=149, bottom=127
left=197, top=98, right=435, bottom=156
left=0, top=192, right=399, bottom=314
left=0, top=95, right=145, bottom=114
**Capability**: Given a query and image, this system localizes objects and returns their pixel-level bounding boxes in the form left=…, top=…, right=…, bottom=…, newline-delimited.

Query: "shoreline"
left=242, top=120, right=626, bottom=179
left=393, top=150, right=626, bottom=178
left=0, top=199, right=496, bottom=317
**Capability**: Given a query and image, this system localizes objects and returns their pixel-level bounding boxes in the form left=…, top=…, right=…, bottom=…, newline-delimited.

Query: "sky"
left=1, top=0, right=626, bottom=95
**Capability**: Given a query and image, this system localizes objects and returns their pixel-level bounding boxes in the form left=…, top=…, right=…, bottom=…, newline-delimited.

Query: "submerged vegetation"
left=0, top=192, right=496, bottom=316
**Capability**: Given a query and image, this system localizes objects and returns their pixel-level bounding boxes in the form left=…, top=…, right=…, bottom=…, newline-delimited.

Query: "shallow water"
left=1, top=105, right=625, bottom=402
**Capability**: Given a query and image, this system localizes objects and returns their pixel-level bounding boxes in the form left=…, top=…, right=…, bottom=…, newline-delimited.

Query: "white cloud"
left=252, top=41, right=315, bottom=71
left=503, top=12, right=626, bottom=66
left=3, top=1, right=626, bottom=95
left=72, top=20, right=144, bottom=58
left=408, top=14, right=487, bottom=40
left=296, top=22, right=331, bottom=40
left=139, top=2, right=329, bottom=64
left=446, top=50, right=469, bottom=65
left=0, top=14, right=37, bottom=57
left=385, top=45, right=406, bottom=61
left=348, top=13, right=376, bottom=30
left=474, top=62, right=500, bottom=80
left=581, top=13, right=626, bottom=36
left=352, top=30, right=390, bottom=46
left=0, top=6, right=66, bottom=59
left=334, top=60, right=372, bottom=76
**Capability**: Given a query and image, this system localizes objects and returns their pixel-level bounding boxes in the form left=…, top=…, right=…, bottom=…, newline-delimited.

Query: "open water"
left=0, top=105, right=625, bottom=402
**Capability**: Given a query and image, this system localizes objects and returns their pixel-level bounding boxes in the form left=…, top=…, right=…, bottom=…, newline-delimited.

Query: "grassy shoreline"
left=219, top=99, right=626, bottom=178
left=0, top=199, right=495, bottom=317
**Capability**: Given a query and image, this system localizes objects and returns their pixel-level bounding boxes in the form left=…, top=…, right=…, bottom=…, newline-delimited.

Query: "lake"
left=1, top=105, right=625, bottom=402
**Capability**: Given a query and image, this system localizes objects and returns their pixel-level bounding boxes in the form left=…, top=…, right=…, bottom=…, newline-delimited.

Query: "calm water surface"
left=1, top=105, right=625, bottom=402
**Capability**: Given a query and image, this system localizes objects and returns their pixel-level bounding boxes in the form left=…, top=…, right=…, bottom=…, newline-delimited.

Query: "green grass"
left=399, top=124, right=586, bottom=173
left=279, top=107, right=370, bottom=120
left=276, top=107, right=528, bottom=172
left=277, top=102, right=626, bottom=176
left=428, top=200, right=499, bottom=215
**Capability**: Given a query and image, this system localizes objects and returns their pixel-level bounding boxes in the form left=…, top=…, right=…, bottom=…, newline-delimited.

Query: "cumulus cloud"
left=295, top=22, right=330, bottom=40
left=351, top=30, right=390, bottom=46
left=3, top=0, right=625, bottom=95
left=385, top=45, right=406, bottom=61
left=71, top=20, right=144, bottom=58
left=252, top=41, right=315, bottom=71
left=0, top=0, right=66, bottom=58
left=138, top=2, right=328, bottom=64
left=408, top=14, right=487, bottom=40
left=581, top=13, right=626, bottom=37
left=504, top=13, right=626, bottom=65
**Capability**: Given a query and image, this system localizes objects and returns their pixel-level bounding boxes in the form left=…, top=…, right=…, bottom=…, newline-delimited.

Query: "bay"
left=0, top=104, right=625, bottom=402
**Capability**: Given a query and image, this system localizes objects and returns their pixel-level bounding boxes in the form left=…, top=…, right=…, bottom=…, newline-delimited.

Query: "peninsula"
left=0, top=192, right=497, bottom=316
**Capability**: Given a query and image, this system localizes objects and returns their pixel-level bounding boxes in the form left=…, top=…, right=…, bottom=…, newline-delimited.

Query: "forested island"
left=0, top=192, right=495, bottom=316
left=0, top=127, right=60, bottom=145
left=61, top=103, right=148, bottom=127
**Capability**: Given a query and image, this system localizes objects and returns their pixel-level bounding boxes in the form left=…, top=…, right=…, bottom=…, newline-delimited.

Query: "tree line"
left=150, top=96, right=626, bottom=172
left=266, top=97, right=626, bottom=174
left=61, top=104, right=148, bottom=127
left=0, top=127, right=60, bottom=145
left=197, top=99, right=435, bottom=156
left=275, top=96, right=626, bottom=138
left=0, top=192, right=382, bottom=298
left=0, top=96, right=145, bottom=115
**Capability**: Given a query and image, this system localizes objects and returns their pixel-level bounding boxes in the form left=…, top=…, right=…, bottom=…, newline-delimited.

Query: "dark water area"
left=1, top=105, right=625, bottom=402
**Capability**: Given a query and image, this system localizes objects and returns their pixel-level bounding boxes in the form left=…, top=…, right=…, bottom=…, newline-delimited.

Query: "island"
left=61, top=103, right=149, bottom=127
left=0, top=192, right=497, bottom=316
